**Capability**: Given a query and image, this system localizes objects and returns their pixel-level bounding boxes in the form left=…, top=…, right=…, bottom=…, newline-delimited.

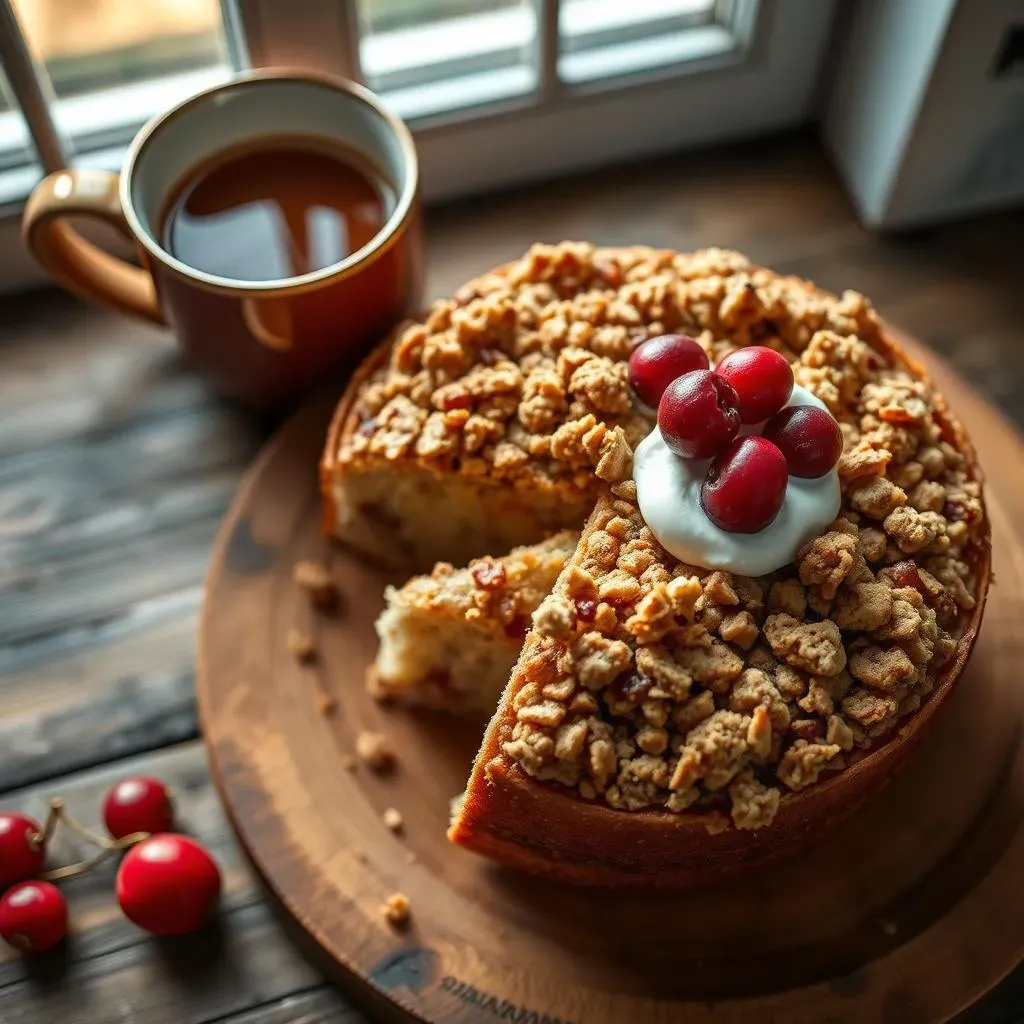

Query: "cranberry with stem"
left=0, top=881, right=68, bottom=953
left=116, top=834, right=221, bottom=936
left=0, top=813, right=45, bottom=890
left=715, top=346, right=794, bottom=424
left=658, top=370, right=741, bottom=459
left=103, top=776, right=174, bottom=840
left=628, top=334, right=709, bottom=407
left=762, top=405, right=843, bottom=478
left=701, top=435, right=788, bottom=533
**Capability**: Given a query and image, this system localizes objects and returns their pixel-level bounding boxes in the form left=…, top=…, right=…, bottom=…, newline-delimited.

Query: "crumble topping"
left=336, top=243, right=882, bottom=505
left=466, top=245, right=989, bottom=832
left=390, top=531, right=577, bottom=639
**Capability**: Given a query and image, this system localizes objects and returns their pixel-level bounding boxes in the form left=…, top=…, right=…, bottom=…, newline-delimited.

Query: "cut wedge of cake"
left=370, top=532, right=577, bottom=711
left=323, top=242, right=990, bottom=884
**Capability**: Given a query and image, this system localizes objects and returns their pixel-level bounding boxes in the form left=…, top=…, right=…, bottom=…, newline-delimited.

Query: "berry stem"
left=42, top=847, right=118, bottom=882
left=48, top=797, right=119, bottom=850
left=36, top=798, right=150, bottom=882
left=35, top=802, right=61, bottom=849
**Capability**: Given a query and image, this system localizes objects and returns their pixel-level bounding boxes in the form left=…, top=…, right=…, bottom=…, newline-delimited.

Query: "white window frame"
left=0, top=0, right=838, bottom=293
left=235, top=0, right=838, bottom=201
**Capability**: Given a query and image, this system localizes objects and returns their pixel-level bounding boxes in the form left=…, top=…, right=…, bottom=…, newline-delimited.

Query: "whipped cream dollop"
left=633, top=385, right=841, bottom=576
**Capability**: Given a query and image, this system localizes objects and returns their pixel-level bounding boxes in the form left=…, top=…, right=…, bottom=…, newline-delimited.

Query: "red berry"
left=103, top=776, right=174, bottom=840
left=116, top=834, right=221, bottom=936
left=658, top=370, right=741, bottom=459
left=701, top=436, right=788, bottom=533
left=763, top=405, right=843, bottom=478
left=714, top=346, right=794, bottom=423
left=0, top=813, right=45, bottom=890
left=628, top=334, right=709, bottom=407
left=0, top=881, right=67, bottom=953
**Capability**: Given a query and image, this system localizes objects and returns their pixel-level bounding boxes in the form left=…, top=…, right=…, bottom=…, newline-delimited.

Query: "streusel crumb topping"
left=337, top=243, right=882, bottom=501
left=433, top=244, right=992, bottom=832
left=394, top=531, right=577, bottom=639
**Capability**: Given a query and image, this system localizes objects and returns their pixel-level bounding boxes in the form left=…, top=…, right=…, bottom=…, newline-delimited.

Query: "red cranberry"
left=762, top=405, right=843, bottom=478
left=790, top=719, right=826, bottom=742
left=116, top=834, right=221, bottom=936
left=701, top=436, right=788, bottom=533
left=628, top=334, right=709, bottom=407
left=888, top=560, right=924, bottom=592
left=0, top=881, right=67, bottom=953
left=608, top=671, right=654, bottom=706
left=714, top=346, right=794, bottom=423
left=942, top=498, right=978, bottom=525
left=103, top=776, right=174, bottom=840
left=0, top=813, right=45, bottom=890
left=658, top=370, right=741, bottom=459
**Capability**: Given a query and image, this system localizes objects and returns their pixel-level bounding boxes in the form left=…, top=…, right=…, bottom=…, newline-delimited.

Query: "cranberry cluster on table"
left=0, top=776, right=221, bottom=953
left=628, top=335, right=843, bottom=533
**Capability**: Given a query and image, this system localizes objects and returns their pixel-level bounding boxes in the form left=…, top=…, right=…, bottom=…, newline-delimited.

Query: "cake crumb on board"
left=315, top=692, right=337, bottom=716
left=356, top=730, right=395, bottom=771
left=292, top=559, right=338, bottom=610
left=382, top=807, right=404, bottom=832
left=286, top=627, right=316, bottom=663
left=383, top=892, right=410, bottom=927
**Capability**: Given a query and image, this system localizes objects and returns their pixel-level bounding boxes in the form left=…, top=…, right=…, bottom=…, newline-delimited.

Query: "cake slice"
left=370, top=532, right=578, bottom=712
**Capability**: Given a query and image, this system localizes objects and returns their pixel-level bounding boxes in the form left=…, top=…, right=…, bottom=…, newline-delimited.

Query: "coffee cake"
left=322, top=243, right=989, bottom=884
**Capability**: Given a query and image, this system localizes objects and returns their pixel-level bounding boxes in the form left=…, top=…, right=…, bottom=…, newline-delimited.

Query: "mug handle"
left=22, top=168, right=164, bottom=325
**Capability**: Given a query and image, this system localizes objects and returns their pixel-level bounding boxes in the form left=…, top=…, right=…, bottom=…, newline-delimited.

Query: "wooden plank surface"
left=0, top=134, right=1022, bottom=1023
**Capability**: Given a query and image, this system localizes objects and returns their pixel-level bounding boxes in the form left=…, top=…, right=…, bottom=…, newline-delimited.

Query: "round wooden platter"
left=198, top=333, right=1024, bottom=1024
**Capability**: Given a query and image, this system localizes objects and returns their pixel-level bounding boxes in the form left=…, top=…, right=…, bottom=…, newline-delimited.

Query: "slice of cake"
left=370, top=531, right=578, bottom=712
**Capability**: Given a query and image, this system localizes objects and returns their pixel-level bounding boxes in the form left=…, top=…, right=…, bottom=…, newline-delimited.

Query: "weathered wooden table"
left=1, top=136, right=1022, bottom=1023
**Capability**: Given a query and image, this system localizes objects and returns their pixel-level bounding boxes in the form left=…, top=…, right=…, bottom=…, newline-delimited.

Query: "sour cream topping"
left=633, top=385, right=841, bottom=576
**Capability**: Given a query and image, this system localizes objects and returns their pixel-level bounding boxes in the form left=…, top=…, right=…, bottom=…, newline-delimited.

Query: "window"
left=559, top=0, right=722, bottom=84
left=358, top=0, right=538, bottom=121
left=0, top=0, right=840, bottom=288
left=0, top=0, right=230, bottom=202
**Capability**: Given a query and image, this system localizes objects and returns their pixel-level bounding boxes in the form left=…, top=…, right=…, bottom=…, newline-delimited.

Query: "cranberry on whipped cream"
left=634, top=384, right=842, bottom=576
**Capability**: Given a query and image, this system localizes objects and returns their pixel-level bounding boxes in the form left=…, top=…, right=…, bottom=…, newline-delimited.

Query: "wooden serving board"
left=197, top=334, right=1024, bottom=1024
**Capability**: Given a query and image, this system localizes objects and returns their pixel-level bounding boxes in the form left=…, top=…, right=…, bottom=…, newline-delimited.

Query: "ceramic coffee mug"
left=22, top=71, right=422, bottom=409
